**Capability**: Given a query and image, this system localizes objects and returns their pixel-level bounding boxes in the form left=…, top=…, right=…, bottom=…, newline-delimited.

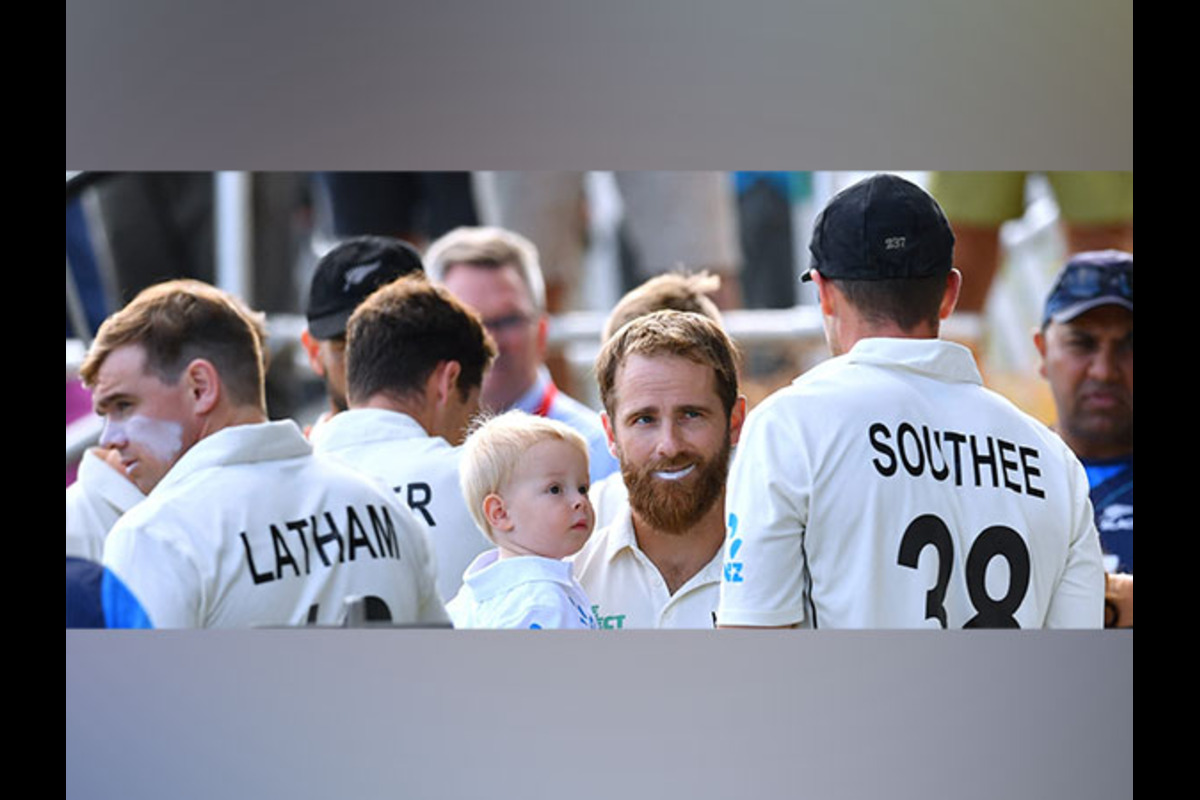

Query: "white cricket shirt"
left=718, top=338, right=1104, bottom=629
left=66, top=448, right=145, bottom=561
left=103, top=420, right=449, bottom=628
left=588, top=471, right=629, bottom=532
left=572, top=505, right=721, bottom=629
left=310, top=408, right=491, bottom=600
left=447, top=549, right=598, bottom=629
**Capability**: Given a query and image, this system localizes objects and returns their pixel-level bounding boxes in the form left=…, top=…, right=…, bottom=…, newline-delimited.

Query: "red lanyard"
left=533, top=381, right=559, bottom=418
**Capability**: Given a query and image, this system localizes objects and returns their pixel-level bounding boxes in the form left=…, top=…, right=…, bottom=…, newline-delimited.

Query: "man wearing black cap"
left=311, top=275, right=497, bottom=601
left=301, top=236, right=425, bottom=434
left=717, top=173, right=1105, bottom=629
left=1035, top=250, right=1133, bottom=626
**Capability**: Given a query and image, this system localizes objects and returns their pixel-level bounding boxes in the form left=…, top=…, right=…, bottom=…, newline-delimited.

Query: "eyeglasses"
left=482, top=313, right=534, bottom=335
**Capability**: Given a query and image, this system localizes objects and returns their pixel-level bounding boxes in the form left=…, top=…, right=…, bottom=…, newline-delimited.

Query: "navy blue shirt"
left=1083, top=455, right=1133, bottom=574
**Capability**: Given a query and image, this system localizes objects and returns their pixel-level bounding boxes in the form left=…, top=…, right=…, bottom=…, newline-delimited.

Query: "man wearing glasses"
left=1035, top=250, right=1133, bottom=626
left=426, top=226, right=620, bottom=483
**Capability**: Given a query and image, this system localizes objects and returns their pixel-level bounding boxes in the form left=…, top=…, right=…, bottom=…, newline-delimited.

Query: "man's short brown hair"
left=79, top=279, right=268, bottom=409
left=345, top=274, right=497, bottom=406
left=596, top=309, right=740, bottom=420
left=602, top=270, right=723, bottom=341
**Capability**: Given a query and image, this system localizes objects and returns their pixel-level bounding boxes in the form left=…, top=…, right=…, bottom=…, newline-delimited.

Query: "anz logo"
left=723, top=512, right=745, bottom=584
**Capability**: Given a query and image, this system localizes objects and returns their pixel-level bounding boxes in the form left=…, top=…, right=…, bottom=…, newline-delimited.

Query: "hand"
left=1103, top=573, right=1133, bottom=628
left=93, top=446, right=136, bottom=487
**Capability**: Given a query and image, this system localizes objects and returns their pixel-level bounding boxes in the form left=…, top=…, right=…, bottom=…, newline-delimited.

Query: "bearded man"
left=571, top=310, right=746, bottom=628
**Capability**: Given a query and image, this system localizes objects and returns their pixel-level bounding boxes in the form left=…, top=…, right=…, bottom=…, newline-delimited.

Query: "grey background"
left=66, top=2, right=1133, bottom=798
left=67, top=631, right=1132, bottom=799
left=66, top=0, right=1132, bottom=169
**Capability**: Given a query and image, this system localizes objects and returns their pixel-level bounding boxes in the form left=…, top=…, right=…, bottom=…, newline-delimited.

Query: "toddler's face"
left=496, top=439, right=594, bottom=559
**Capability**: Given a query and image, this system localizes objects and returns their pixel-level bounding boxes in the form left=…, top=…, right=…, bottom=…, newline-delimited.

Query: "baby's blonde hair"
left=459, top=410, right=590, bottom=542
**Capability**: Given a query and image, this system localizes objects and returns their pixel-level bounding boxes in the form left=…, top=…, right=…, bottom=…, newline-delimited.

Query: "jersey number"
left=305, top=595, right=393, bottom=626
left=896, top=514, right=1031, bottom=628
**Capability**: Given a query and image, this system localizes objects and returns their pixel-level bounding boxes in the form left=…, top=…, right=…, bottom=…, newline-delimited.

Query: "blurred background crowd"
left=66, top=170, right=1133, bottom=481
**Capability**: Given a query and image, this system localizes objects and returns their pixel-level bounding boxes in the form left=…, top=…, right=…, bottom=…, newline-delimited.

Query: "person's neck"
left=487, top=369, right=542, bottom=413
left=198, top=404, right=268, bottom=440
left=355, top=394, right=433, bottom=435
left=834, top=323, right=939, bottom=356
left=631, top=495, right=726, bottom=595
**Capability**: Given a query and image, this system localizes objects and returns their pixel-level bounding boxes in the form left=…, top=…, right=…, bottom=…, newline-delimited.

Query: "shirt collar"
left=512, top=366, right=555, bottom=414
left=309, top=407, right=432, bottom=451
left=462, top=549, right=578, bottom=601
left=595, top=503, right=724, bottom=590
left=841, top=337, right=982, bottom=385
left=78, top=448, right=145, bottom=511
left=154, top=421, right=310, bottom=495
left=598, top=506, right=641, bottom=563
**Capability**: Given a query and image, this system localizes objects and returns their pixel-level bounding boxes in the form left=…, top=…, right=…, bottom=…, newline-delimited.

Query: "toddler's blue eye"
left=548, top=485, right=561, bottom=494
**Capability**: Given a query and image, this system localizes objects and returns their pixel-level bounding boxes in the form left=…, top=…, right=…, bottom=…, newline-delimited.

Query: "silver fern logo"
left=343, top=261, right=382, bottom=291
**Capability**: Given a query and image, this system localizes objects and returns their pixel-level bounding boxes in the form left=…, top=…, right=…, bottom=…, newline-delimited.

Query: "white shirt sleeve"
left=102, top=522, right=202, bottom=628
left=1043, top=451, right=1106, bottom=628
left=718, top=404, right=810, bottom=627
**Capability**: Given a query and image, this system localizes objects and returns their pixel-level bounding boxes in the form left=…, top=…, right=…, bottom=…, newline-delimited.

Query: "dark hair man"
left=310, top=274, right=498, bottom=600
left=301, top=236, right=424, bottom=433
left=718, top=174, right=1105, bottom=629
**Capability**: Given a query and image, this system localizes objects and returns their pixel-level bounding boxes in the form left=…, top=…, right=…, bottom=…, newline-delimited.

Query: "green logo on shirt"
left=591, top=605, right=627, bottom=629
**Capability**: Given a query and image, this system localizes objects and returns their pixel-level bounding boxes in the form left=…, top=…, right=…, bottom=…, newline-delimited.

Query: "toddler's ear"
left=483, top=493, right=512, bottom=532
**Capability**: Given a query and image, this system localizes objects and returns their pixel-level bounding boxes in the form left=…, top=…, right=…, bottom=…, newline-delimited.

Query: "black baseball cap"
left=305, top=236, right=424, bottom=339
left=1042, top=250, right=1133, bottom=327
left=802, top=173, right=955, bottom=282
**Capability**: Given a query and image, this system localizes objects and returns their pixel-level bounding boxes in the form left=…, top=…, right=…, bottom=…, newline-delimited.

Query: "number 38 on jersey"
left=897, top=514, right=1031, bottom=628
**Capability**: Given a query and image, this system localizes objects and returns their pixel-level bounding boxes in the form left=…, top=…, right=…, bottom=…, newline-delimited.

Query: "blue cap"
left=1043, top=250, right=1133, bottom=327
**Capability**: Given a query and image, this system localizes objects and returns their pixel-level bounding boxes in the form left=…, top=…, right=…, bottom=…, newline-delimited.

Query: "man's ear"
left=300, top=329, right=325, bottom=377
left=938, top=268, right=963, bottom=321
left=811, top=270, right=836, bottom=316
left=184, top=359, right=221, bottom=415
left=600, top=411, right=618, bottom=458
left=728, top=395, right=748, bottom=448
left=1033, top=328, right=1049, bottom=379
left=483, top=493, right=512, bottom=533
left=432, top=360, right=463, bottom=406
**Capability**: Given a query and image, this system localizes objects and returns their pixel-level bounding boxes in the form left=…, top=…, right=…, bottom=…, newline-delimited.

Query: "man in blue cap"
left=1035, top=250, right=1133, bottom=626
left=718, top=173, right=1105, bottom=629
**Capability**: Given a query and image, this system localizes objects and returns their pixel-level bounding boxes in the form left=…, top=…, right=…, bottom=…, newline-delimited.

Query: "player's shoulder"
left=755, top=354, right=869, bottom=413
left=492, top=575, right=588, bottom=628
left=107, top=478, right=184, bottom=534
left=571, top=523, right=615, bottom=578
left=973, top=383, right=1074, bottom=453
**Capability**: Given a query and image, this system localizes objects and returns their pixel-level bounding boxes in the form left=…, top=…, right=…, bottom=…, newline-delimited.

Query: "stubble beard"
left=1067, top=382, right=1133, bottom=454
left=620, top=433, right=732, bottom=535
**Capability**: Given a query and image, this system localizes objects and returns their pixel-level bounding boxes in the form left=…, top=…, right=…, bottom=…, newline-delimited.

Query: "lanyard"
left=533, top=380, right=559, bottom=418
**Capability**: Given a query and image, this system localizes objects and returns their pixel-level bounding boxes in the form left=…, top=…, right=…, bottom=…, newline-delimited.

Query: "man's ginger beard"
left=618, top=429, right=732, bottom=534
